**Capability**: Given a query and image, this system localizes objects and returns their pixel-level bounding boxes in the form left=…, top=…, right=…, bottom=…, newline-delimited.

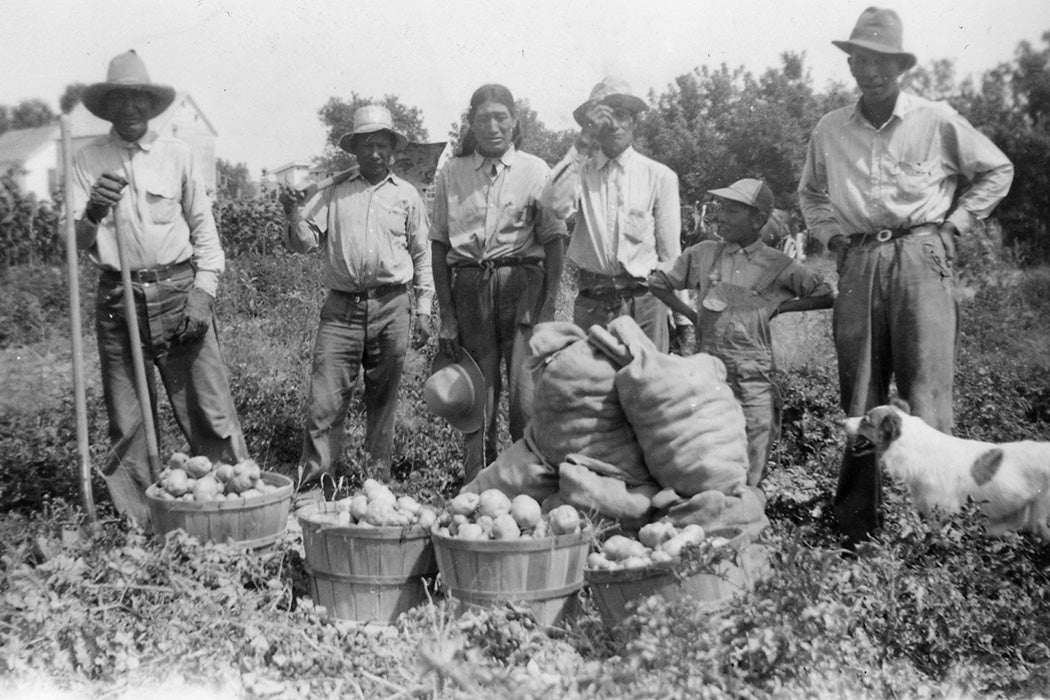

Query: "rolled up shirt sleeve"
left=540, top=146, right=586, bottom=221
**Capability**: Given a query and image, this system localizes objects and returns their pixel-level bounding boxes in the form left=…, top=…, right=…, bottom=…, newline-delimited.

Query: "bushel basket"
left=297, top=502, right=438, bottom=624
left=431, top=527, right=591, bottom=627
left=146, top=471, right=293, bottom=547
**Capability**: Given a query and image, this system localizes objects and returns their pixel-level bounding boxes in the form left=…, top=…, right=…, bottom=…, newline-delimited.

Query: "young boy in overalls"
left=649, top=179, right=835, bottom=486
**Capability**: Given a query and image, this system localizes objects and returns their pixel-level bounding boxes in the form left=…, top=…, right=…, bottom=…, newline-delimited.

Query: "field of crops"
left=4, top=227, right=1050, bottom=698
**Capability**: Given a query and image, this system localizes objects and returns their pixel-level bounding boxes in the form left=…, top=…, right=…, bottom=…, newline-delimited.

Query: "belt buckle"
left=875, top=229, right=893, bottom=243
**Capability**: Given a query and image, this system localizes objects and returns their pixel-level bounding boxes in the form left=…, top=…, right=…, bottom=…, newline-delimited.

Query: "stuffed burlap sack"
left=609, top=316, right=748, bottom=496
left=524, top=322, right=648, bottom=481
left=461, top=438, right=558, bottom=502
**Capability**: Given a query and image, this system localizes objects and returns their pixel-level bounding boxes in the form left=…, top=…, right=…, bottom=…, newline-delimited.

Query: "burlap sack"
left=557, top=454, right=659, bottom=529
left=657, top=484, right=770, bottom=542
left=461, top=438, right=558, bottom=502
left=609, top=316, right=748, bottom=497
left=524, top=322, right=648, bottom=481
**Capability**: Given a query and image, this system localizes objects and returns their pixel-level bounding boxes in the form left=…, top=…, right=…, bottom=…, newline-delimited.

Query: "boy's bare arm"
left=648, top=273, right=698, bottom=325
left=772, top=292, right=837, bottom=317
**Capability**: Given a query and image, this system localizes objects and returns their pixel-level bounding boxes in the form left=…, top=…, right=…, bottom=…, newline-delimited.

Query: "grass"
left=4, top=231, right=1050, bottom=698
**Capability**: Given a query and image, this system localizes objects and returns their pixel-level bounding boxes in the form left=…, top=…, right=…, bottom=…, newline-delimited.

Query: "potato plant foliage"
left=4, top=220, right=1050, bottom=697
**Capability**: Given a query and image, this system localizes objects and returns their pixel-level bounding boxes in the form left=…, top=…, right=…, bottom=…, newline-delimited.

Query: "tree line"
left=3, top=30, right=1049, bottom=266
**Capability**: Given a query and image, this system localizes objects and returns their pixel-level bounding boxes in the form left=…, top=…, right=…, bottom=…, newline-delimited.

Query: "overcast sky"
left=3, top=0, right=1047, bottom=175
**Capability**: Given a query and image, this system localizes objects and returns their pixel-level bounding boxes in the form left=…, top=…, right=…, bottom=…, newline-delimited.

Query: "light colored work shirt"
left=288, top=172, right=434, bottom=314
left=72, top=130, right=223, bottom=296
left=654, top=239, right=833, bottom=353
left=799, top=91, right=1014, bottom=246
left=541, top=145, right=681, bottom=279
left=429, top=146, right=566, bottom=264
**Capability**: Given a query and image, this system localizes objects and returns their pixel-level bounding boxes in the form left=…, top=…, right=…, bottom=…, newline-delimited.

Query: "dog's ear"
left=890, top=398, right=911, bottom=414
left=878, top=410, right=902, bottom=444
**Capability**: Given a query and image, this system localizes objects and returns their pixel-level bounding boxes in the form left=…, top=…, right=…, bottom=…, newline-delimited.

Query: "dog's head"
left=844, top=402, right=909, bottom=454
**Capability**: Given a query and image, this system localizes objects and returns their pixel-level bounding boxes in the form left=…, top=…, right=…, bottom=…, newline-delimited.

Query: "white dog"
left=844, top=401, right=1050, bottom=539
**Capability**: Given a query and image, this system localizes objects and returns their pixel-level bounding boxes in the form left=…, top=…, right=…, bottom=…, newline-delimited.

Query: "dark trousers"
left=300, top=289, right=410, bottom=480
left=832, top=233, right=957, bottom=541
left=96, top=268, right=247, bottom=524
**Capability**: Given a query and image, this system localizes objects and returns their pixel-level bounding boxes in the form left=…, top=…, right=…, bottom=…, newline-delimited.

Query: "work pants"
left=573, top=289, right=670, bottom=353
left=718, top=353, right=781, bottom=488
left=300, top=288, right=410, bottom=481
left=453, top=264, right=543, bottom=482
left=96, top=267, right=247, bottom=525
left=832, top=232, right=958, bottom=542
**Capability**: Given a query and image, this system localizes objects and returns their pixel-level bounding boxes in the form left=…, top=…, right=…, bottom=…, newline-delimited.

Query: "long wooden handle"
left=112, top=172, right=162, bottom=480
left=60, top=115, right=97, bottom=523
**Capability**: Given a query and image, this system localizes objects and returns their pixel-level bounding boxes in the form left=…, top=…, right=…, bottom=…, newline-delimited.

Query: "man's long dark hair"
left=454, top=83, right=523, bottom=157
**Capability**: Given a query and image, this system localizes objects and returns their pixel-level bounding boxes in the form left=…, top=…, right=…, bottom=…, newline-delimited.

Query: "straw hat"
left=82, top=50, right=176, bottom=121
left=338, top=105, right=409, bottom=153
left=572, top=76, right=649, bottom=127
left=832, top=7, right=917, bottom=71
left=424, top=351, right=487, bottom=433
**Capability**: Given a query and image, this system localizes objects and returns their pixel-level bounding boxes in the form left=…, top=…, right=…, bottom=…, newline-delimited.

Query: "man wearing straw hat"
left=71, top=50, right=248, bottom=525
left=541, top=76, right=687, bottom=353
left=280, top=105, right=432, bottom=490
left=798, top=7, right=1014, bottom=544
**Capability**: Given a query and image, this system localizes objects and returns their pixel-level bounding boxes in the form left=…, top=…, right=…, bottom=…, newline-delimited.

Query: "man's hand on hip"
left=937, top=222, right=959, bottom=265
left=178, top=288, right=214, bottom=344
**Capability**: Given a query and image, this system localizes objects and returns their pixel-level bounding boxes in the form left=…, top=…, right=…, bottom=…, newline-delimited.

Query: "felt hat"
left=82, top=50, right=176, bottom=121
left=424, top=351, right=487, bottom=433
left=708, top=178, right=774, bottom=221
left=573, top=76, right=649, bottom=127
left=832, top=7, right=917, bottom=71
left=338, top=105, right=409, bottom=153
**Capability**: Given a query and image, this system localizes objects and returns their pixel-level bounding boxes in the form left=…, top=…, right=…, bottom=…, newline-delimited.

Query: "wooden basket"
left=146, top=472, right=293, bottom=547
left=297, top=503, right=438, bottom=625
left=585, top=527, right=764, bottom=634
left=431, top=527, right=591, bottom=627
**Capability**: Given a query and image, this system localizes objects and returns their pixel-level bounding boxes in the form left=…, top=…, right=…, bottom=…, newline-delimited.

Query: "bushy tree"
left=216, top=158, right=257, bottom=200
left=59, top=83, right=86, bottom=114
left=316, top=94, right=427, bottom=172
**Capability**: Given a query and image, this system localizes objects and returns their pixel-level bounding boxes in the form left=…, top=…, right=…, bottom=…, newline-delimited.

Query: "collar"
left=595, top=145, right=634, bottom=171
left=472, top=144, right=516, bottom=171
left=724, top=238, right=765, bottom=257
left=349, top=169, right=399, bottom=188
left=108, top=129, right=158, bottom=151
left=851, top=91, right=914, bottom=128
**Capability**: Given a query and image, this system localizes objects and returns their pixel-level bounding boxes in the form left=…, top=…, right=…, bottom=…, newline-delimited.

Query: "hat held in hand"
left=424, top=351, right=487, bottom=433
left=82, top=50, right=176, bottom=121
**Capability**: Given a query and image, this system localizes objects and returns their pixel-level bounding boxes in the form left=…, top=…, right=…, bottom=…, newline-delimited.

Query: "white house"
left=0, top=124, right=60, bottom=199
left=265, top=160, right=321, bottom=189
left=0, top=91, right=218, bottom=200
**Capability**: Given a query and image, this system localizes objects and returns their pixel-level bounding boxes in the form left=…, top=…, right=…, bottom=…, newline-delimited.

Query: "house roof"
left=0, top=124, right=59, bottom=169
left=66, top=91, right=217, bottom=138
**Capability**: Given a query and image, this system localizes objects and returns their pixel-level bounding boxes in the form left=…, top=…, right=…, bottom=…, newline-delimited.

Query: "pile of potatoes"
left=587, top=521, right=733, bottom=571
left=307, top=479, right=439, bottom=529
left=152, top=452, right=279, bottom=502
left=433, top=489, right=584, bottom=541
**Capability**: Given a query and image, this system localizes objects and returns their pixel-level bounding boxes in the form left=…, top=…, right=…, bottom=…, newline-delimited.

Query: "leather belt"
left=578, top=270, right=649, bottom=301
left=333, top=283, right=407, bottom=302
left=100, top=260, right=193, bottom=284
left=452, top=256, right=543, bottom=271
left=850, top=223, right=938, bottom=246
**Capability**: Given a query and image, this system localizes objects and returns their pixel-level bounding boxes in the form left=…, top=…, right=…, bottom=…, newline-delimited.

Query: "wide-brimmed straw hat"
left=338, top=105, right=409, bottom=153
left=832, top=7, right=917, bottom=71
left=424, top=351, right=487, bottom=433
left=82, top=50, right=176, bottom=121
left=573, top=76, right=649, bottom=127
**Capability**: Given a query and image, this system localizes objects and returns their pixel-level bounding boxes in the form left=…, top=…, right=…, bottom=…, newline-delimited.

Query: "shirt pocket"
left=894, top=158, right=938, bottom=202
left=376, top=201, right=408, bottom=240
left=142, top=173, right=182, bottom=224
left=624, top=208, right=654, bottom=244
